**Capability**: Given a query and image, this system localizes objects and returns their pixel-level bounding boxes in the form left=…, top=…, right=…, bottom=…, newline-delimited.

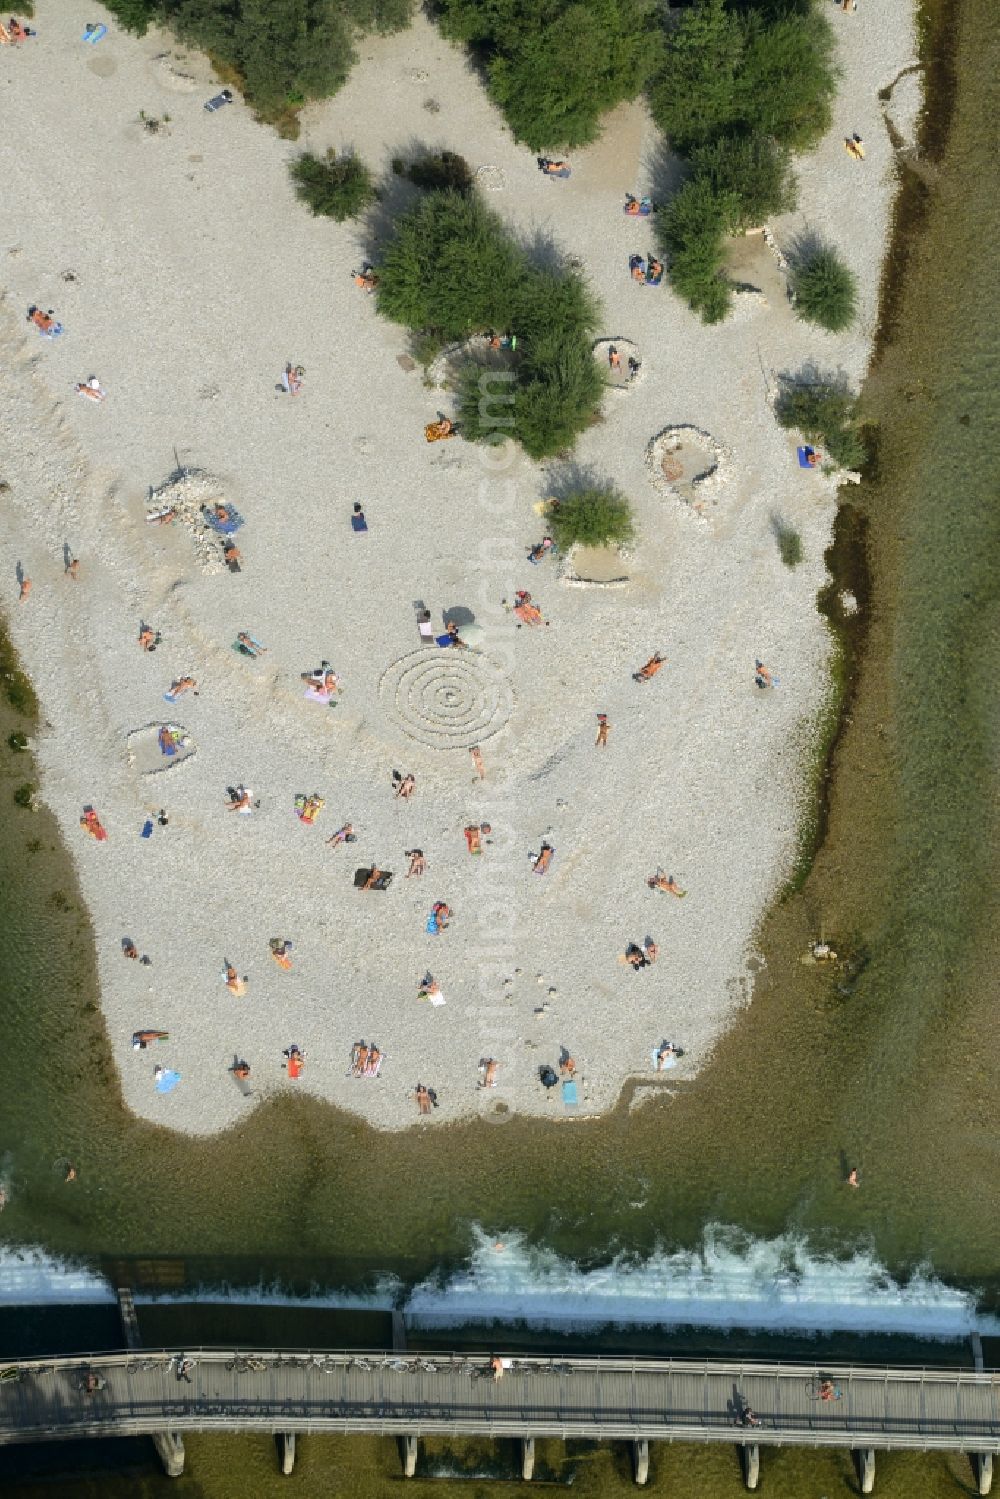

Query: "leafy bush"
left=691, top=131, right=795, bottom=229
left=791, top=246, right=858, bottom=332
left=735, top=10, right=836, bottom=152
left=776, top=379, right=864, bottom=470
left=377, top=191, right=526, bottom=337
left=548, top=484, right=635, bottom=549
left=438, top=0, right=661, bottom=150
left=377, top=189, right=602, bottom=458
left=13, top=782, right=36, bottom=809
left=647, top=0, right=744, bottom=153
left=511, top=338, right=604, bottom=460
left=105, top=0, right=413, bottom=121
left=290, top=150, right=374, bottom=220
left=656, top=177, right=738, bottom=324
left=8, top=732, right=28, bottom=752
left=404, top=150, right=474, bottom=195
left=774, top=521, right=803, bottom=568
left=649, top=0, right=836, bottom=155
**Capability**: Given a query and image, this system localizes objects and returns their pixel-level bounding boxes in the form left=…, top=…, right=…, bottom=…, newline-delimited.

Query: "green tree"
left=439, top=0, right=660, bottom=150
left=656, top=176, right=738, bottom=323
left=548, top=483, right=635, bottom=548
left=691, top=131, right=795, bottom=229
left=376, top=191, right=526, bottom=337
left=647, top=0, right=744, bottom=151
left=790, top=245, right=858, bottom=332
left=512, top=339, right=603, bottom=459
left=404, top=150, right=474, bottom=195
left=736, top=9, right=836, bottom=151
left=775, top=378, right=864, bottom=469
left=290, top=150, right=375, bottom=219
left=103, top=0, right=160, bottom=31
left=107, top=0, right=413, bottom=120
left=374, top=188, right=602, bottom=459
left=648, top=0, right=836, bottom=155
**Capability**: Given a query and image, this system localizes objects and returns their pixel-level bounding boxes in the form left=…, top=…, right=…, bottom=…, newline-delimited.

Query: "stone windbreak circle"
left=380, top=648, right=514, bottom=750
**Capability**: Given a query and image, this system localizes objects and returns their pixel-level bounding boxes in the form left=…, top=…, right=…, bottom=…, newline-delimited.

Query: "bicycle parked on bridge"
left=226, top=1355, right=267, bottom=1373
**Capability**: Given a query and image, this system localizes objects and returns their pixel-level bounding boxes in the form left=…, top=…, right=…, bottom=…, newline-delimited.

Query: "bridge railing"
left=0, top=1349, right=996, bottom=1454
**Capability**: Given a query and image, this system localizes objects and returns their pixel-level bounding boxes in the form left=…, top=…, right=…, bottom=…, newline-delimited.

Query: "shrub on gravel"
left=648, top=0, right=835, bottom=155
left=437, top=0, right=662, bottom=151
left=290, top=151, right=375, bottom=220
left=104, top=0, right=413, bottom=123
left=776, top=377, right=865, bottom=470
left=547, top=484, right=635, bottom=549
left=403, top=150, right=474, bottom=196
left=377, top=190, right=602, bottom=458
left=790, top=246, right=858, bottom=332
left=655, top=177, right=738, bottom=324
left=690, top=131, right=795, bottom=230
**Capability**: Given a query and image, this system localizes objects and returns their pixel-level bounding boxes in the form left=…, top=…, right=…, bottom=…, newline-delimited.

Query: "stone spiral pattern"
left=380, top=649, right=513, bottom=750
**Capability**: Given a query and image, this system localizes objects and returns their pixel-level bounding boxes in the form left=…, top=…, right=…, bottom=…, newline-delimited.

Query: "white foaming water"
left=0, top=1228, right=996, bottom=1339
left=404, top=1227, right=1000, bottom=1338
left=0, top=1246, right=115, bottom=1304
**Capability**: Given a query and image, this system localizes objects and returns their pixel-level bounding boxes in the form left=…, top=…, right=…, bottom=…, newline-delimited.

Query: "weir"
left=0, top=1348, right=996, bottom=1487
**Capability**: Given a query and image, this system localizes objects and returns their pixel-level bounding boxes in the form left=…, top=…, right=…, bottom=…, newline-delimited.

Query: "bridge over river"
left=0, top=1343, right=997, bottom=1491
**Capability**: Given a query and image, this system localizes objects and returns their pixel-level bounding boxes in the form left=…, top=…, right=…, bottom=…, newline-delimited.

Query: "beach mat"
left=561, top=1080, right=578, bottom=1107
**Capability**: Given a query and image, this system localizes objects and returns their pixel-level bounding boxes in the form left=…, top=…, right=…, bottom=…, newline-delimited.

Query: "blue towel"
left=155, top=1069, right=181, bottom=1094
left=426, top=913, right=439, bottom=934
left=83, top=23, right=107, bottom=43
left=351, top=514, right=368, bottom=533
left=436, top=634, right=454, bottom=648
left=141, top=820, right=154, bottom=839
left=203, top=506, right=245, bottom=534
left=797, top=446, right=817, bottom=469
left=562, top=1080, right=578, bottom=1107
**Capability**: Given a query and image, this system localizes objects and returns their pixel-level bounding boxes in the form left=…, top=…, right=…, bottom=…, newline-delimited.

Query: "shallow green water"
left=0, top=0, right=998, bottom=1491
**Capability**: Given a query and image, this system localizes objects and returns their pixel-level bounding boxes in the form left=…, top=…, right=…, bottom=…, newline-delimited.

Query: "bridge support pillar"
left=854, top=1448, right=876, bottom=1494
left=972, top=1453, right=993, bottom=1496
left=278, top=1433, right=296, bottom=1476
left=153, top=1432, right=185, bottom=1478
left=633, top=1439, right=649, bottom=1486
left=403, top=1435, right=418, bottom=1478
left=740, top=1443, right=760, bottom=1490
left=522, top=1437, right=535, bottom=1481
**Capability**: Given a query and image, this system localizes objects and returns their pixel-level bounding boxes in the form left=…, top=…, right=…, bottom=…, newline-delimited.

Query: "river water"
left=0, top=0, right=997, bottom=1492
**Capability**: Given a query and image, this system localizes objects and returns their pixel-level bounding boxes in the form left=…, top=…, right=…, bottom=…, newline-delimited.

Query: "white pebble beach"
left=0, top=0, right=919, bottom=1133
